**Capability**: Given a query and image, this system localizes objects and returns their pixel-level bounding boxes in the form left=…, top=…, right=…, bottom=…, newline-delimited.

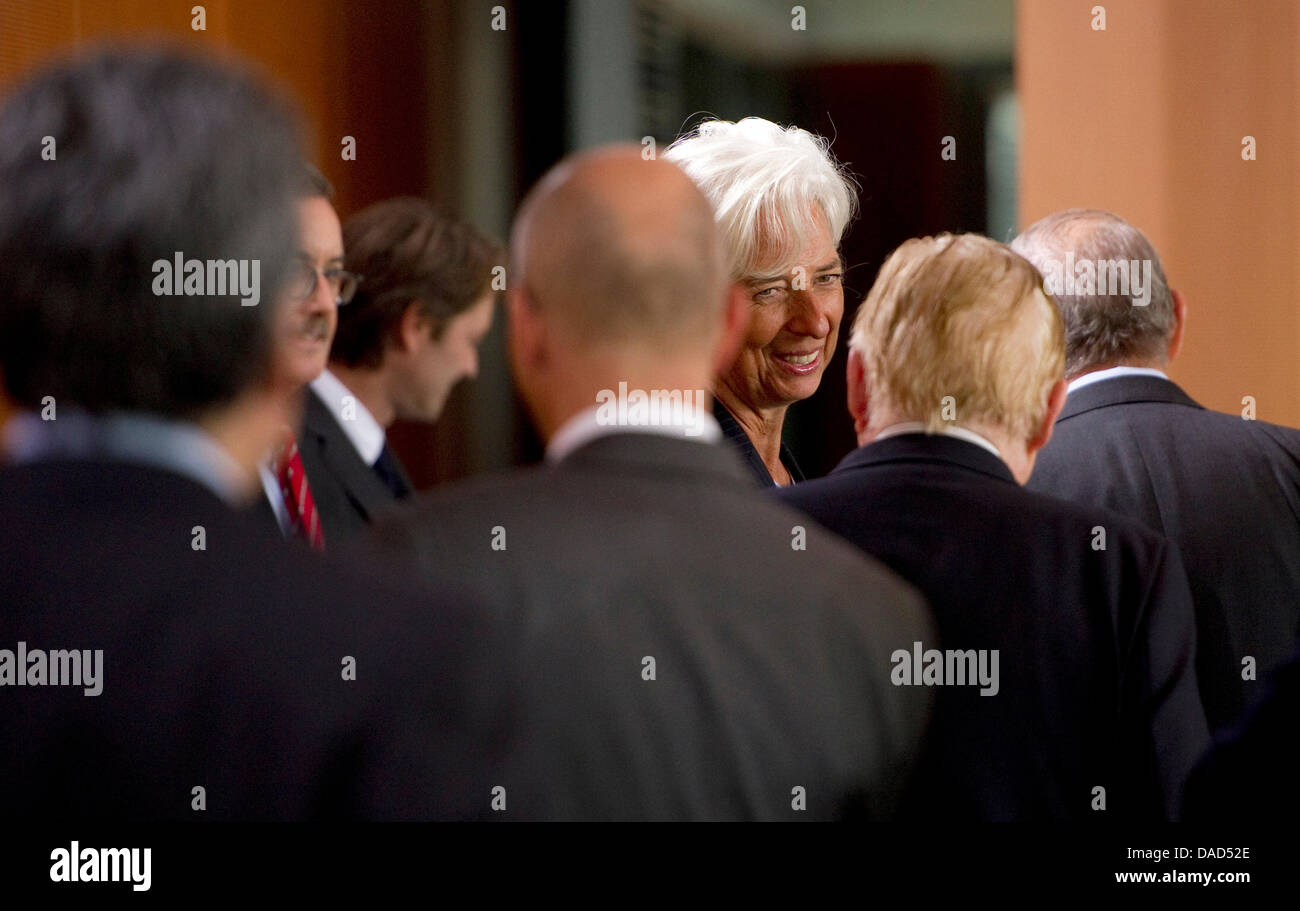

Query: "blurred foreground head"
left=848, top=233, right=1067, bottom=483
left=506, top=144, right=739, bottom=441
left=0, top=45, right=303, bottom=421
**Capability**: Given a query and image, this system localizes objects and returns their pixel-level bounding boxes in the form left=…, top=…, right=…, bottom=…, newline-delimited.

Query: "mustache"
left=288, top=311, right=331, bottom=341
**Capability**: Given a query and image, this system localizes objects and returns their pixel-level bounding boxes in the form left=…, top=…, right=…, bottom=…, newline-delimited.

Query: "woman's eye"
left=817, top=273, right=843, bottom=285
left=753, top=286, right=782, bottom=300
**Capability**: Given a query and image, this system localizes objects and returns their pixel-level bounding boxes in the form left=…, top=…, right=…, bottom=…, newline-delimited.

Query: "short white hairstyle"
left=664, top=117, right=857, bottom=280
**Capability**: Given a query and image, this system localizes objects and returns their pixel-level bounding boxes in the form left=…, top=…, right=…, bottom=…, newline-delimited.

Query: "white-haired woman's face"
left=725, top=214, right=843, bottom=412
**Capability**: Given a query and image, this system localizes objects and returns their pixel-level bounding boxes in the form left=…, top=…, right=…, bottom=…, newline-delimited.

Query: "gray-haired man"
left=1013, top=208, right=1300, bottom=733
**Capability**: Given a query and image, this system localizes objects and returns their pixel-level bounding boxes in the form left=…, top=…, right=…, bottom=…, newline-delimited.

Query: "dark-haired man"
left=254, top=164, right=357, bottom=550
left=297, top=197, right=499, bottom=540
left=0, top=47, right=503, bottom=820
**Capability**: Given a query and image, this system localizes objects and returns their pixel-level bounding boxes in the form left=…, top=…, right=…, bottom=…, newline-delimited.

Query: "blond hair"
left=849, top=233, right=1065, bottom=442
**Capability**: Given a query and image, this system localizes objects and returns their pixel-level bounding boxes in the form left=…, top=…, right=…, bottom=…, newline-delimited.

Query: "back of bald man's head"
left=511, top=145, right=727, bottom=353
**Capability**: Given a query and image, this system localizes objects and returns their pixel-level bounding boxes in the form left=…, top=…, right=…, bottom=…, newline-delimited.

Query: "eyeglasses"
left=287, top=255, right=362, bottom=306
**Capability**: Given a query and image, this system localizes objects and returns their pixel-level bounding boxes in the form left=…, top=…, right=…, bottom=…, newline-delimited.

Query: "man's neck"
left=537, top=361, right=715, bottom=446
left=326, top=362, right=394, bottom=428
left=197, top=391, right=291, bottom=498
left=1066, top=360, right=1167, bottom=383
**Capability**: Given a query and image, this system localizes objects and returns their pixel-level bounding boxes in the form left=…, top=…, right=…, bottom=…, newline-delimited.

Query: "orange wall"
left=1019, top=0, right=1300, bottom=426
left=0, top=0, right=446, bottom=215
left=0, top=0, right=451, bottom=436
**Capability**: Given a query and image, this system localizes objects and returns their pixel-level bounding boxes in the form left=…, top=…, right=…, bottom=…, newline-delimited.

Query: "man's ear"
left=507, top=287, right=546, bottom=374
left=396, top=301, right=431, bottom=353
left=1167, top=287, right=1188, bottom=364
left=712, top=282, right=749, bottom=376
left=846, top=347, right=870, bottom=436
left=1028, top=378, right=1068, bottom=456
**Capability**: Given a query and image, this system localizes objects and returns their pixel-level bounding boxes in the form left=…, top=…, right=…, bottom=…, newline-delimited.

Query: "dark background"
left=0, top=0, right=1016, bottom=484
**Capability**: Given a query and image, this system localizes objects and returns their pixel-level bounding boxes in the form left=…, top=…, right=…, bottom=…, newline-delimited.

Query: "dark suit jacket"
left=0, top=460, right=507, bottom=820
left=1028, top=375, right=1300, bottom=730
left=1182, top=645, right=1300, bottom=820
left=714, top=399, right=805, bottom=487
left=369, top=432, right=933, bottom=820
left=777, top=433, right=1208, bottom=820
left=296, top=386, right=411, bottom=543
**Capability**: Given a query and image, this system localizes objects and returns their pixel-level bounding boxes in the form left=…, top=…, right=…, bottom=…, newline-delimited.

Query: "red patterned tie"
left=274, top=430, right=326, bottom=551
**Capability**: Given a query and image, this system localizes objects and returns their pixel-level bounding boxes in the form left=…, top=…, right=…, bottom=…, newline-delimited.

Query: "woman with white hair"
left=665, top=116, right=856, bottom=486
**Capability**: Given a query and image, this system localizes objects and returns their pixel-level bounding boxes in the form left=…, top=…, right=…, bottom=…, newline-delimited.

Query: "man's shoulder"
left=1058, top=384, right=1300, bottom=437
left=391, top=462, right=561, bottom=527
left=397, top=457, right=849, bottom=537
left=302, top=383, right=348, bottom=438
left=377, top=457, right=923, bottom=606
left=1051, top=395, right=1196, bottom=444
left=776, top=450, right=1016, bottom=517
left=779, top=456, right=1170, bottom=564
left=1051, top=392, right=1300, bottom=468
left=752, top=485, right=931, bottom=597
left=0, top=458, right=239, bottom=526
left=1013, top=480, right=1172, bottom=553
left=773, top=467, right=855, bottom=509
left=0, top=459, right=447, bottom=614
left=1244, top=415, right=1300, bottom=453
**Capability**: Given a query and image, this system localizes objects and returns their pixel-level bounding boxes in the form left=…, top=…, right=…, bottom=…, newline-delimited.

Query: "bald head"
left=1010, top=208, right=1175, bottom=378
left=510, top=145, right=726, bottom=354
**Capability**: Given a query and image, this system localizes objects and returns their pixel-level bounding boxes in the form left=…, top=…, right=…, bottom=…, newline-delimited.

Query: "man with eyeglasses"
left=0, top=47, right=507, bottom=819
left=255, top=163, right=360, bottom=550
left=294, top=198, right=501, bottom=544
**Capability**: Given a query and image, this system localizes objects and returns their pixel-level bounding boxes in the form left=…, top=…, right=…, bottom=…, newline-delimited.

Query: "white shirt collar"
left=258, top=461, right=291, bottom=536
left=309, top=368, right=386, bottom=466
left=873, top=421, right=1004, bottom=461
left=546, top=404, right=722, bottom=464
left=1067, top=365, right=1169, bottom=395
left=4, top=409, right=245, bottom=505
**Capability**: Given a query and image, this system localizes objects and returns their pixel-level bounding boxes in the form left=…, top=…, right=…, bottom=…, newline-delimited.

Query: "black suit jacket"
left=1028, top=375, right=1300, bottom=730
left=713, top=399, right=805, bottom=487
left=369, top=433, right=933, bottom=820
left=296, top=386, right=411, bottom=543
left=1182, top=645, right=1300, bottom=820
left=0, top=460, right=507, bottom=820
left=777, top=433, right=1208, bottom=820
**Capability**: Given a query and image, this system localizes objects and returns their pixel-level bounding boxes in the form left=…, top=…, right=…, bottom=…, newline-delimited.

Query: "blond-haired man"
left=778, top=233, right=1208, bottom=820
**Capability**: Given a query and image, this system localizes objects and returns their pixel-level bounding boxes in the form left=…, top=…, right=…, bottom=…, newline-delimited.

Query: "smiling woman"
left=665, top=117, right=857, bottom=487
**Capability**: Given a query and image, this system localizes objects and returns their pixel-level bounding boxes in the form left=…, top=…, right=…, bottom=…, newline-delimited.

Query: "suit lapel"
left=712, top=399, right=804, bottom=486
left=303, top=389, right=395, bottom=520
